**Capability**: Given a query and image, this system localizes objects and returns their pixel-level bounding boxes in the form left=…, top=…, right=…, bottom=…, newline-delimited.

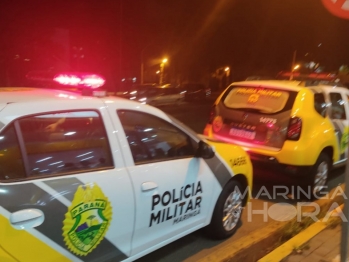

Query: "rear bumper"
left=247, top=151, right=313, bottom=187
left=204, top=124, right=324, bottom=166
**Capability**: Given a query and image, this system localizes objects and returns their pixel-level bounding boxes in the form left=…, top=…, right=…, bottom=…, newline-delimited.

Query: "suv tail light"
left=286, top=117, right=302, bottom=141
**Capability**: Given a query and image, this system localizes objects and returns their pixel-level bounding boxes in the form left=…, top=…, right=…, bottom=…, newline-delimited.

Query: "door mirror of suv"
left=195, top=141, right=215, bottom=159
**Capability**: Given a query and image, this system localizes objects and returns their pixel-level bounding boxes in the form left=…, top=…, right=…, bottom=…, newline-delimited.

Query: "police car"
left=0, top=76, right=253, bottom=261
left=204, top=80, right=349, bottom=198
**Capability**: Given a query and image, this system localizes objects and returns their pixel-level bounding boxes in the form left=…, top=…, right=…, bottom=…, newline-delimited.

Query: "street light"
left=290, top=64, right=300, bottom=81
left=159, top=58, right=168, bottom=85
left=293, top=64, right=300, bottom=70
left=213, top=66, right=230, bottom=90
left=225, top=67, right=230, bottom=87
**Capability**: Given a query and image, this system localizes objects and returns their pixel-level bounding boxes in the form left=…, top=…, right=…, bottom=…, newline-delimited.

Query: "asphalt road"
left=135, top=100, right=346, bottom=262
left=137, top=171, right=344, bottom=262
left=160, top=100, right=213, bottom=134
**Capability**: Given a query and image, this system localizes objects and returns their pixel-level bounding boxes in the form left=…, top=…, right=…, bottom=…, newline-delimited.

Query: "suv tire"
left=310, top=152, right=330, bottom=199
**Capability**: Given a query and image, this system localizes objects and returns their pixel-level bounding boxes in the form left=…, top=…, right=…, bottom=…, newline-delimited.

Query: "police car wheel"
left=311, top=152, right=330, bottom=198
left=205, top=180, right=243, bottom=239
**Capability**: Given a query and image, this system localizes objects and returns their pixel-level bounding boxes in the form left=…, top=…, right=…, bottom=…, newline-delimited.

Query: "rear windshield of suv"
left=222, top=86, right=295, bottom=113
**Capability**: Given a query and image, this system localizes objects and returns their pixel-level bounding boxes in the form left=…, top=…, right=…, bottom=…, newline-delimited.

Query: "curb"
left=258, top=204, right=344, bottom=262
left=197, top=184, right=345, bottom=262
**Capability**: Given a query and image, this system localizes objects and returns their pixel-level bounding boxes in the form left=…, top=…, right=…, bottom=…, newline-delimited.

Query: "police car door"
left=0, top=108, right=134, bottom=261
left=327, top=90, right=349, bottom=162
left=114, top=109, right=217, bottom=257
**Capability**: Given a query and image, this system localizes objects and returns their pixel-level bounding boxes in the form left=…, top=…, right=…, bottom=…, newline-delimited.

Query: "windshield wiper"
left=232, top=107, right=273, bottom=114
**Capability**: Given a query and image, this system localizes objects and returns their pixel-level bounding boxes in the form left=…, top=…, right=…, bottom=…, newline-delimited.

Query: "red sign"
left=322, top=0, right=349, bottom=19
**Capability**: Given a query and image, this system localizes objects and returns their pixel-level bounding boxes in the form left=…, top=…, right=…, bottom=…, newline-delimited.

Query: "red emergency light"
left=53, top=73, right=105, bottom=88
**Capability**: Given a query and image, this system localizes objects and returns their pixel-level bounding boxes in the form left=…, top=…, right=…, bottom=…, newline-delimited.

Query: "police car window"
left=17, top=110, right=113, bottom=178
left=117, top=110, right=195, bottom=164
left=0, top=125, right=26, bottom=181
left=329, top=93, right=346, bottom=120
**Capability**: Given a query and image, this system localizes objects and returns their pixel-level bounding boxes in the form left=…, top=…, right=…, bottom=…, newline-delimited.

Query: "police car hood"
left=0, top=103, right=5, bottom=112
left=198, top=135, right=253, bottom=172
left=203, top=136, right=248, bottom=160
left=200, top=134, right=253, bottom=199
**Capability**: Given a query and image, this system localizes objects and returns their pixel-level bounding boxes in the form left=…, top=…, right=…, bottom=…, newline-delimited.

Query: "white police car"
left=0, top=83, right=252, bottom=261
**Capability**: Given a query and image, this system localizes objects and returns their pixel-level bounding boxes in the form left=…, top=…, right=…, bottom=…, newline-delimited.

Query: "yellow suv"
left=204, top=80, right=349, bottom=197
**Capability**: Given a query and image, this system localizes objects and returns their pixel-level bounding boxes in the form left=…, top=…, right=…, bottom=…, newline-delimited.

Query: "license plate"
left=229, top=128, right=256, bottom=140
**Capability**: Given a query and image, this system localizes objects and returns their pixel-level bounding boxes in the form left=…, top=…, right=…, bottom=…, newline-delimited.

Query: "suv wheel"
left=311, top=153, right=330, bottom=197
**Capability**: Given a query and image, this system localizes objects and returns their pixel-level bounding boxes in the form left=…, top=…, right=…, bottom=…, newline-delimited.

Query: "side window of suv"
left=314, top=93, right=327, bottom=117
left=330, top=93, right=346, bottom=120
left=0, top=110, right=113, bottom=181
left=117, top=110, right=195, bottom=164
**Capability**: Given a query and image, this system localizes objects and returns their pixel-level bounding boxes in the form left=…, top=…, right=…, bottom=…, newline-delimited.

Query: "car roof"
left=231, top=80, right=304, bottom=91
left=231, top=80, right=349, bottom=92
left=0, top=87, right=171, bottom=123
left=0, top=87, right=141, bottom=109
left=276, top=71, right=338, bottom=80
left=311, top=84, right=349, bottom=92
left=0, top=87, right=88, bottom=103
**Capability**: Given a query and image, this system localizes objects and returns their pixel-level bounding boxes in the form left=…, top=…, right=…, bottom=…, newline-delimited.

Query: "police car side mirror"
left=195, top=141, right=215, bottom=159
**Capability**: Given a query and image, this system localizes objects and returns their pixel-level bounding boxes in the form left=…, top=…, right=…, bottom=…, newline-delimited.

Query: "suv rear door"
left=212, top=85, right=298, bottom=149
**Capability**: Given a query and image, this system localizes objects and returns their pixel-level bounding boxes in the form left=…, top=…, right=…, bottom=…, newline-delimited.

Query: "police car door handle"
left=10, top=209, right=45, bottom=230
left=141, top=182, right=158, bottom=191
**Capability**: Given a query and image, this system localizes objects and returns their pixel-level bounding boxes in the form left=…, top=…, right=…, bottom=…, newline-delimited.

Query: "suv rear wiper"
left=232, top=107, right=274, bottom=114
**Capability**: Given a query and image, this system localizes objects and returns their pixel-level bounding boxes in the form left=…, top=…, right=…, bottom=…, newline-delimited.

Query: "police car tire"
left=205, top=180, right=243, bottom=239
left=310, top=152, right=330, bottom=199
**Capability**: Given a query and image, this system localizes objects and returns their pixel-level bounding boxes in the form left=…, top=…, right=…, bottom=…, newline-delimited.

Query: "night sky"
left=1, top=0, right=349, bottom=89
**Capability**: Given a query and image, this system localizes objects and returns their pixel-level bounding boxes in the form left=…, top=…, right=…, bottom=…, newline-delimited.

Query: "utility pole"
left=290, top=50, right=297, bottom=80
left=340, top=146, right=349, bottom=261
left=140, top=42, right=158, bottom=85
left=140, top=44, right=151, bottom=85
left=159, top=58, right=168, bottom=85
left=140, top=61, right=144, bottom=84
